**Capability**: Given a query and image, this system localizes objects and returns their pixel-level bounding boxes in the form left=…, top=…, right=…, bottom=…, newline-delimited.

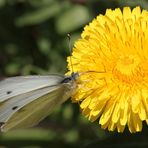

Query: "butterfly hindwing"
left=1, top=83, right=72, bottom=132
left=0, top=85, right=60, bottom=122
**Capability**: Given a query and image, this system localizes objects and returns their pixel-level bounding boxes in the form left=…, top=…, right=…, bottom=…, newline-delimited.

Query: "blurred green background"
left=0, top=0, right=148, bottom=148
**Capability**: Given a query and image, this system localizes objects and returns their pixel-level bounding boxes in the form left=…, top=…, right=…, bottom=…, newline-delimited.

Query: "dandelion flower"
left=67, top=6, right=148, bottom=133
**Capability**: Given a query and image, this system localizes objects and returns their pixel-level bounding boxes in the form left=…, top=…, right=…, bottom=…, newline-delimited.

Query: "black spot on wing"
left=6, top=91, right=12, bottom=94
left=12, top=106, right=18, bottom=110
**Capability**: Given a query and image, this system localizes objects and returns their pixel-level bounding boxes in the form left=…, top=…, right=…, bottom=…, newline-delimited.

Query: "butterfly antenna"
left=67, top=34, right=74, bottom=74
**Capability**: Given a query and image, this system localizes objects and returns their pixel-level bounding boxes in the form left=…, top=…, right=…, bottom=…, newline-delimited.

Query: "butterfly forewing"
left=0, top=75, right=64, bottom=102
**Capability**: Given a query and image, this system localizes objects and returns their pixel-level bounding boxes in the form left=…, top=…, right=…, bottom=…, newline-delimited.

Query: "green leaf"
left=5, top=62, right=21, bottom=75
left=0, top=0, right=5, bottom=8
left=0, top=129, right=56, bottom=141
left=15, top=2, right=61, bottom=26
left=37, top=37, right=51, bottom=55
left=63, top=129, right=79, bottom=143
left=29, top=0, right=54, bottom=7
left=55, top=5, right=91, bottom=34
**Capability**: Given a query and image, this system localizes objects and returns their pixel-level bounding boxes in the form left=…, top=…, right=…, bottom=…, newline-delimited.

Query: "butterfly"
left=0, top=72, right=78, bottom=132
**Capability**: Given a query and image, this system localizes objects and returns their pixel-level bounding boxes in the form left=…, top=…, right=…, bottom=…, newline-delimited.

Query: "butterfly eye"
left=12, top=106, right=18, bottom=110
left=61, top=77, right=72, bottom=83
left=6, top=91, right=12, bottom=94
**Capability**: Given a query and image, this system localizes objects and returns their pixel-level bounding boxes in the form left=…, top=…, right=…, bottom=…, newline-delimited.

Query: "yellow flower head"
left=67, top=6, right=148, bottom=133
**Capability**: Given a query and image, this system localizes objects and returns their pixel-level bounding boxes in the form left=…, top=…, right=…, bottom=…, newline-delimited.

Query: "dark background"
left=0, top=0, right=148, bottom=147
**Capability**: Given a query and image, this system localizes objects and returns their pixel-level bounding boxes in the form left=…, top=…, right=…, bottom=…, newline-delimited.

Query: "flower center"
left=113, top=55, right=144, bottom=84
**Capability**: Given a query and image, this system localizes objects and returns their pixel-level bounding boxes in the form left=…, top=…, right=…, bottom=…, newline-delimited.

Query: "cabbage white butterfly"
left=0, top=72, right=78, bottom=132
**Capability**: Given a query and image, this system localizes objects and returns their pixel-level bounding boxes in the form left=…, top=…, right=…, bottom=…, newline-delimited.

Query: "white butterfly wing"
left=0, top=75, right=64, bottom=102
left=1, top=83, right=73, bottom=132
